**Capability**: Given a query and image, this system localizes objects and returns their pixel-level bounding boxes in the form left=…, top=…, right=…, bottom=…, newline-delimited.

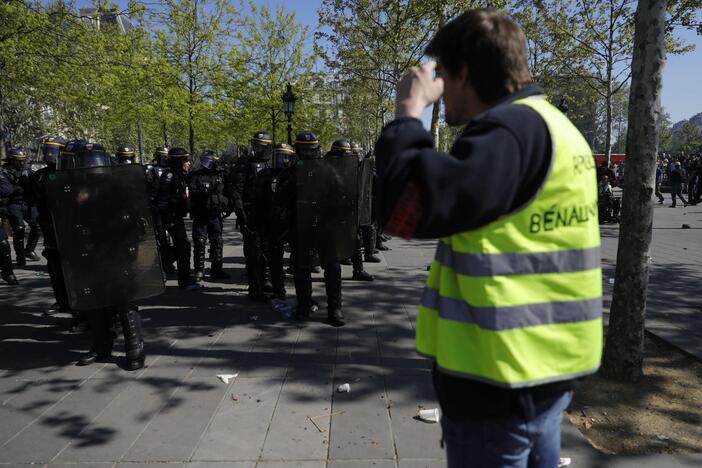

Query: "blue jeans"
left=441, top=390, right=572, bottom=468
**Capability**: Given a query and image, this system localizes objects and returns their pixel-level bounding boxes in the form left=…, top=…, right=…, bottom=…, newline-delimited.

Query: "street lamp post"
left=281, top=82, right=297, bottom=145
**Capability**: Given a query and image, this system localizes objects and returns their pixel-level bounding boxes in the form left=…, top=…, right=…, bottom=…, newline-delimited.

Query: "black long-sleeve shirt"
left=376, top=85, right=551, bottom=239
left=376, top=85, right=578, bottom=420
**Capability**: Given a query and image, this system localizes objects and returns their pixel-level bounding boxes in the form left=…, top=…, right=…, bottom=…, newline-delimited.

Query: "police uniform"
left=251, top=143, right=296, bottom=299
left=0, top=167, right=18, bottom=284
left=145, top=147, right=175, bottom=273
left=47, top=141, right=149, bottom=371
left=189, top=151, right=229, bottom=280
left=226, top=132, right=273, bottom=301
left=286, top=133, right=350, bottom=326
left=28, top=139, right=71, bottom=309
left=2, top=149, right=41, bottom=266
left=155, top=148, right=198, bottom=289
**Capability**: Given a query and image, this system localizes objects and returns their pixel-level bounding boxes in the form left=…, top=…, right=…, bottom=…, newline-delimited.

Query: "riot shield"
left=46, top=164, right=165, bottom=310
left=358, top=158, right=374, bottom=225
left=295, top=157, right=358, bottom=268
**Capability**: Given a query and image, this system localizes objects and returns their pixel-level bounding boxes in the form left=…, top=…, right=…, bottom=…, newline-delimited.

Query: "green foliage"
left=675, top=121, right=702, bottom=154
left=2, top=0, right=699, bottom=158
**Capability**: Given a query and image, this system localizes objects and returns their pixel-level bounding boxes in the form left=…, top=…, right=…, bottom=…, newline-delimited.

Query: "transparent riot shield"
left=295, top=157, right=359, bottom=268
left=358, top=158, right=374, bottom=226
left=46, top=164, right=165, bottom=310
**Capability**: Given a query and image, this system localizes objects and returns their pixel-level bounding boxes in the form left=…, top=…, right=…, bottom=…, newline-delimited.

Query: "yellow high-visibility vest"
left=416, top=96, right=602, bottom=388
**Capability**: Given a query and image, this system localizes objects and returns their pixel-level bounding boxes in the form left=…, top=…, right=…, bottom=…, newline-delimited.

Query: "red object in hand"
left=385, top=179, right=424, bottom=239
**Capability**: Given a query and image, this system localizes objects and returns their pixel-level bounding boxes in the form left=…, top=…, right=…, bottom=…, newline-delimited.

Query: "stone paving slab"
left=328, top=373, right=395, bottom=461
left=122, top=377, right=230, bottom=462
left=191, top=377, right=283, bottom=461
left=0, top=378, right=132, bottom=463
left=260, top=375, right=334, bottom=461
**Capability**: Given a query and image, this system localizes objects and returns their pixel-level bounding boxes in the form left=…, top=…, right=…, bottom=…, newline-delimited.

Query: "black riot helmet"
left=41, top=138, right=65, bottom=166
left=199, top=150, right=220, bottom=170
left=167, top=147, right=192, bottom=172
left=350, top=142, right=363, bottom=161
left=57, top=139, right=89, bottom=170
left=6, top=148, right=28, bottom=170
left=72, top=142, right=111, bottom=169
left=250, top=131, right=273, bottom=161
left=7, top=147, right=28, bottom=159
left=294, top=131, right=321, bottom=160
left=327, top=139, right=353, bottom=157
left=272, top=143, right=295, bottom=168
left=116, top=145, right=137, bottom=164
left=154, top=146, right=169, bottom=166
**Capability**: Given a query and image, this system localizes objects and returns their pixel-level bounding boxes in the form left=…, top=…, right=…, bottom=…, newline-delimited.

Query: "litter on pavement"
left=337, top=383, right=351, bottom=393
left=417, top=407, right=440, bottom=423
left=216, top=373, right=239, bottom=384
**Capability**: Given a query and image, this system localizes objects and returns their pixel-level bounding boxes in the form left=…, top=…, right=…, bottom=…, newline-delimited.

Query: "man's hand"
left=395, top=61, right=444, bottom=120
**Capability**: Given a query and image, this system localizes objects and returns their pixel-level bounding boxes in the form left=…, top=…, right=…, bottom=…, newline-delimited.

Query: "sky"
left=79, top=0, right=702, bottom=124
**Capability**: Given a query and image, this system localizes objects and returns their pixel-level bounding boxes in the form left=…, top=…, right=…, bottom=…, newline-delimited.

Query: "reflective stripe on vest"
left=416, top=95, right=603, bottom=388
left=434, top=241, right=601, bottom=276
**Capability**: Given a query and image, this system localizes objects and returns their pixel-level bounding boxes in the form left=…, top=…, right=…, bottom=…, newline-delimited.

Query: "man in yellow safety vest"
left=375, top=8, right=602, bottom=468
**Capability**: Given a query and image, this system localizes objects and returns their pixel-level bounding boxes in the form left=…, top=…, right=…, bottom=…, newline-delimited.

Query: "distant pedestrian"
left=655, top=164, right=665, bottom=204
left=670, top=162, right=688, bottom=208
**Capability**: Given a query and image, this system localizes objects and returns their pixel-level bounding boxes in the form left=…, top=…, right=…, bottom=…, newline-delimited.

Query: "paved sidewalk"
left=0, top=202, right=700, bottom=467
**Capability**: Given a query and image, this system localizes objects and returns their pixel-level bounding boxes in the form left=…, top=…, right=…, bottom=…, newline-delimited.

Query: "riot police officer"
left=252, top=143, right=296, bottom=299
left=226, top=131, right=273, bottom=301
left=325, top=140, right=373, bottom=282
left=285, top=132, right=354, bottom=326
left=45, top=141, right=149, bottom=370
left=351, top=142, right=380, bottom=264
left=28, top=138, right=71, bottom=311
left=0, top=165, right=18, bottom=284
left=190, top=150, right=230, bottom=280
left=155, top=147, right=199, bottom=290
left=146, top=146, right=175, bottom=274
left=2, top=148, right=42, bottom=266
left=115, top=145, right=137, bottom=164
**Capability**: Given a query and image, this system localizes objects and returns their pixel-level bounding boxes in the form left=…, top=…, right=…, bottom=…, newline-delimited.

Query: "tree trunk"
left=601, top=0, right=667, bottom=381
left=137, top=121, right=144, bottom=164
left=605, top=72, right=613, bottom=166
left=271, top=108, right=277, bottom=145
left=188, top=71, right=195, bottom=155
left=189, top=108, right=195, bottom=156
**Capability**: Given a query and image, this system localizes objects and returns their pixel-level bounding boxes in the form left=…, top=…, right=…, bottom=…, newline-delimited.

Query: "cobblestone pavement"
left=1, top=201, right=700, bottom=467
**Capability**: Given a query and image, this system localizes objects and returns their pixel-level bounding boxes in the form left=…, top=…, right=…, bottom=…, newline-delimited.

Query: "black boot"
left=0, top=240, right=18, bottom=285
left=351, top=248, right=373, bottom=281
left=25, top=224, right=40, bottom=261
left=328, top=308, right=345, bottom=327
left=362, top=225, right=381, bottom=262
left=209, top=238, right=230, bottom=279
left=351, top=270, right=374, bottom=281
left=77, top=350, right=112, bottom=366
left=193, top=236, right=206, bottom=281
left=119, top=306, right=145, bottom=371
left=13, top=231, right=26, bottom=267
left=78, top=310, right=113, bottom=366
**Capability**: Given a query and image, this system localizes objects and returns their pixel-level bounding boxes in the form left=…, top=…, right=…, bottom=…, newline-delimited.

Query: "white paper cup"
left=418, top=408, right=440, bottom=423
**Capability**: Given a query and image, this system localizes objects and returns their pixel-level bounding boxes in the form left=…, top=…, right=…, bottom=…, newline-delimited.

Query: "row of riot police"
left=231, top=131, right=379, bottom=327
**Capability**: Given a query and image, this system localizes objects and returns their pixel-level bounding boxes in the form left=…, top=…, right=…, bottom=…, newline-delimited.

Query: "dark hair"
left=425, top=8, right=532, bottom=102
